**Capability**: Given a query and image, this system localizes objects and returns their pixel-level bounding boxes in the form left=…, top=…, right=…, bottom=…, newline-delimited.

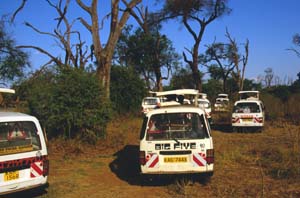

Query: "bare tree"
left=226, top=29, right=249, bottom=91
left=156, top=0, right=231, bottom=92
left=12, top=0, right=141, bottom=99
left=13, top=0, right=91, bottom=69
left=264, top=67, right=274, bottom=88
left=201, top=41, right=236, bottom=93
left=76, top=0, right=141, bottom=98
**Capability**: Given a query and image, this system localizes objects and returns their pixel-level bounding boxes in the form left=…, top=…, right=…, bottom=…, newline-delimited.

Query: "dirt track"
left=1, top=120, right=300, bottom=198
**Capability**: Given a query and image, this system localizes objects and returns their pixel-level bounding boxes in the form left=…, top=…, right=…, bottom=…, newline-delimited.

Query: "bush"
left=17, top=67, right=111, bottom=140
left=110, top=65, right=146, bottom=114
left=261, top=92, right=284, bottom=120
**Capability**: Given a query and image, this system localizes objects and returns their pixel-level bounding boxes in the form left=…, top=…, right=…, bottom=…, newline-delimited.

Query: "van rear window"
left=0, top=121, right=42, bottom=156
left=146, top=112, right=209, bottom=141
left=234, top=102, right=260, bottom=113
left=143, top=99, right=158, bottom=105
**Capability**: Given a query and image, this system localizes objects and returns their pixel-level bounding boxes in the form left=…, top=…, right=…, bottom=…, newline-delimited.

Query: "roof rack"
left=238, top=91, right=260, bottom=100
left=152, top=89, right=199, bottom=107
left=198, top=93, right=207, bottom=99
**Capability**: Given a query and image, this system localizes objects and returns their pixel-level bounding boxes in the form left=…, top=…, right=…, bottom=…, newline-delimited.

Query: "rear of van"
left=0, top=112, right=49, bottom=195
left=232, top=101, right=265, bottom=131
left=139, top=107, right=214, bottom=176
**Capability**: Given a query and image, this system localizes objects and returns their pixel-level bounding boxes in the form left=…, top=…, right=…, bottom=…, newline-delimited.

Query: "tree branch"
left=183, top=51, right=193, bottom=66
left=183, top=16, right=197, bottom=41
left=17, top=45, right=63, bottom=66
left=24, top=22, right=57, bottom=38
left=287, top=48, right=300, bottom=58
left=11, top=0, right=27, bottom=23
left=76, top=0, right=92, bottom=14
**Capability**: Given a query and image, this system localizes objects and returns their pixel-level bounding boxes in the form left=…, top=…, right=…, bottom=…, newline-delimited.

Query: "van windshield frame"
left=0, top=121, right=42, bottom=156
left=146, top=112, right=209, bottom=141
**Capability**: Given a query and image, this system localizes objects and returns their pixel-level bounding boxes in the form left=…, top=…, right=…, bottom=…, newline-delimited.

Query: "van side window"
left=0, top=121, right=42, bottom=156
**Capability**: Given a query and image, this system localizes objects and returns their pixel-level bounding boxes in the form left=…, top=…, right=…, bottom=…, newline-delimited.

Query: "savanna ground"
left=2, top=116, right=300, bottom=198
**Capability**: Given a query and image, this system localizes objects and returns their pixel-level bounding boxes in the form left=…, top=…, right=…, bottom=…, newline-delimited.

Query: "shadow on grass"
left=211, top=124, right=233, bottom=133
left=109, top=144, right=171, bottom=186
left=0, top=183, right=48, bottom=198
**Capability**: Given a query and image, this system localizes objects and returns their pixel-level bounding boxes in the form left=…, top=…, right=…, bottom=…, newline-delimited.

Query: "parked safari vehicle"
left=139, top=89, right=214, bottom=180
left=197, top=93, right=212, bottom=123
left=232, top=91, right=265, bottom=132
left=214, top=94, right=229, bottom=112
left=141, top=97, right=160, bottom=114
left=0, top=88, right=49, bottom=195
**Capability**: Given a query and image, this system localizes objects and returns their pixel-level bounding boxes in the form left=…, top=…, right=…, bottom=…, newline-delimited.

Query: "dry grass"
left=12, top=116, right=300, bottom=198
left=210, top=120, right=300, bottom=197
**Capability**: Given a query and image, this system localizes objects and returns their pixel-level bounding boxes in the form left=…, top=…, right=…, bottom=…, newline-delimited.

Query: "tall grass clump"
left=258, top=123, right=300, bottom=180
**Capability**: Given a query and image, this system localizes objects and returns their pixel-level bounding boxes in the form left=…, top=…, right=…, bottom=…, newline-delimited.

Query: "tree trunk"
left=96, top=52, right=112, bottom=99
left=154, top=68, right=163, bottom=91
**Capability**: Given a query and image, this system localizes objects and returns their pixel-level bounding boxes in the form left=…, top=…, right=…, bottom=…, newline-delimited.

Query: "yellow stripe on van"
left=0, top=145, right=33, bottom=155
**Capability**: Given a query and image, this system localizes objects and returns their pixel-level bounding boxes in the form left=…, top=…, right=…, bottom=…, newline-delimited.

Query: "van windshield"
left=146, top=112, right=209, bottom=141
left=234, top=102, right=260, bottom=113
left=0, top=121, right=42, bottom=156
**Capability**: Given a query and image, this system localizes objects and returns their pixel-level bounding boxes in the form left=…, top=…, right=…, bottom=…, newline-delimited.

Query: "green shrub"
left=17, top=67, right=111, bottom=140
left=110, top=65, right=146, bottom=114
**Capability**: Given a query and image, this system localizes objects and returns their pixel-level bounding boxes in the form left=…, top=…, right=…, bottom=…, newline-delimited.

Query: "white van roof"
left=217, top=93, right=228, bottom=98
left=238, top=90, right=260, bottom=100
left=146, top=105, right=206, bottom=116
left=0, top=88, right=15, bottom=94
left=0, top=112, right=38, bottom=122
left=154, top=89, right=198, bottom=97
left=152, top=89, right=199, bottom=107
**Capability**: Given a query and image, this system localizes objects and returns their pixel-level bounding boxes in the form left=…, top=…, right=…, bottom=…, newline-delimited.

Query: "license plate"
left=164, top=157, right=187, bottom=163
left=4, top=171, right=19, bottom=181
left=242, top=118, right=253, bottom=122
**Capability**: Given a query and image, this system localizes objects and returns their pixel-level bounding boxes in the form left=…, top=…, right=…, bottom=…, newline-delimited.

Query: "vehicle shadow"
left=109, top=145, right=174, bottom=186
left=211, top=124, right=233, bottom=133
left=0, top=183, right=48, bottom=198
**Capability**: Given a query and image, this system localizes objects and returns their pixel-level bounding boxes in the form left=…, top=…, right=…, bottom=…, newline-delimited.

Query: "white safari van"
left=232, top=91, right=265, bottom=132
left=139, top=89, right=214, bottom=179
left=141, top=97, right=160, bottom=114
left=197, top=93, right=212, bottom=122
left=0, top=88, right=49, bottom=195
left=214, top=94, right=229, bottom=112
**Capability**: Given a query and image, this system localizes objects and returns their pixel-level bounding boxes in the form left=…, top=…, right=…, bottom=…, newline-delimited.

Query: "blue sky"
left=1, top=0, right=300, bottom=84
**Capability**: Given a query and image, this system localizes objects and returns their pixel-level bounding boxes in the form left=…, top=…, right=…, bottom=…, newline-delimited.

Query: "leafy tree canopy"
left=0, top=19, right=29, bottom=85
left=110, top=65, right=147, bottom=114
